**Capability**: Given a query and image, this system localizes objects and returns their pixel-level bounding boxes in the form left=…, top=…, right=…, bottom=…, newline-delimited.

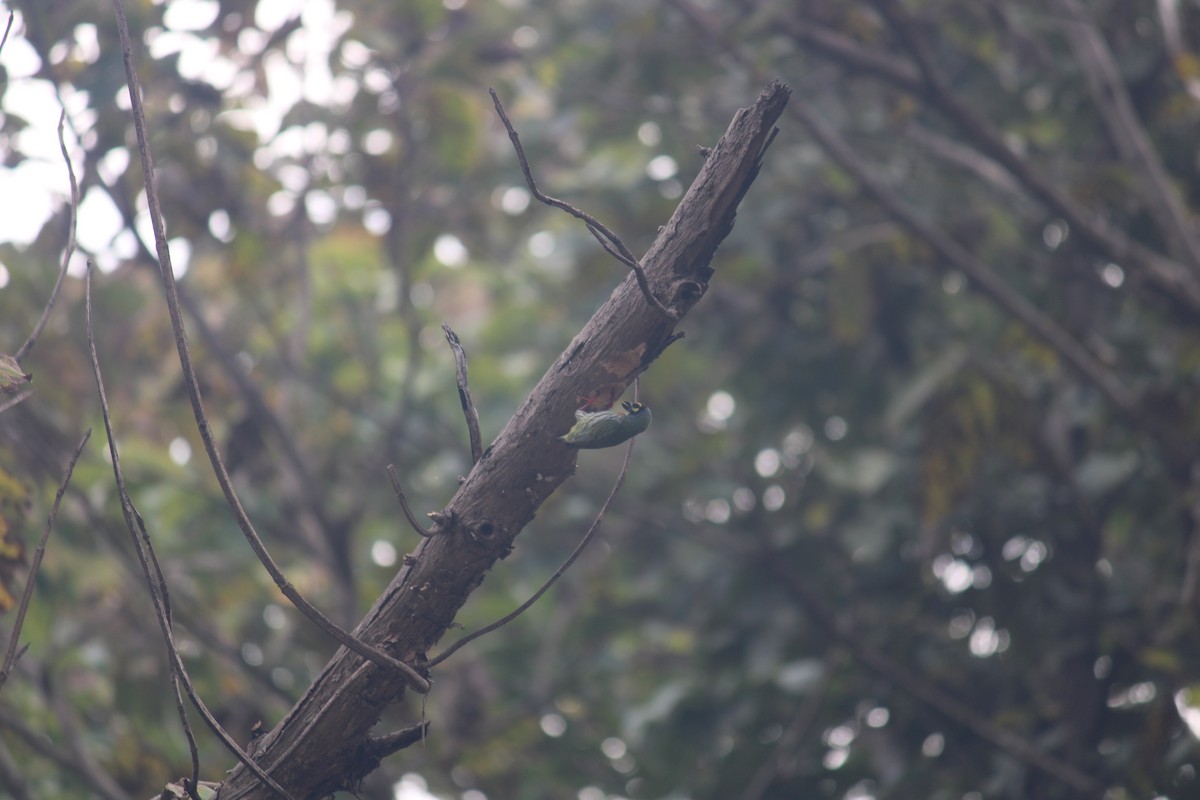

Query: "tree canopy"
left=3, top=1, right=1200, bottom=799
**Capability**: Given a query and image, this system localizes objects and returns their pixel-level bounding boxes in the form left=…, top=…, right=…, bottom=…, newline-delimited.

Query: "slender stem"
left=386, top=464, right=433, bottom=538
left=0, top=429, right=91, bottom=690
left=15, top=110, right=78, bottom=363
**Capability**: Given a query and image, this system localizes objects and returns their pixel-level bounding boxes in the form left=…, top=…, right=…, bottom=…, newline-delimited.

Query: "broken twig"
left=443, top=323, right=483, bottom=464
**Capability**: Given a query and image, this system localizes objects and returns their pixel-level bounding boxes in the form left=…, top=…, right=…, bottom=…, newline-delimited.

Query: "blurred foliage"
left=3, top=1, right=1200, bottom=799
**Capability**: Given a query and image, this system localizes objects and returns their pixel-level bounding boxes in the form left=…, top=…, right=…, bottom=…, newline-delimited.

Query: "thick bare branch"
left=217, top=80, right=790, bottom=799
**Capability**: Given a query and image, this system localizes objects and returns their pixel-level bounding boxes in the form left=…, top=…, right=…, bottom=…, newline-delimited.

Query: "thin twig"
left=386, top=464, right=433, bottom=538
left=15, top=110, right=78, bottom=363
left=86, top=264, right=292, bottom=800
left=430, top=384, right=641, bottom=667
left=0, top=389, right=33, bottom=415
left=488, top=88, right=677, bottom=319
left=0, top=429, right=91, bottom=691
left=110, top=0, right=429, bottom=695
left=0, top=13, right=13, bottom=60
left=173, top=283, right=343, bottom=558
left=442, top=323, right=483, bottom=464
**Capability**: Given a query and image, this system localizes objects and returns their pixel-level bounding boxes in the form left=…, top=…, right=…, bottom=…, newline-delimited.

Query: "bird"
left=558, top=401, right=652, bottom=449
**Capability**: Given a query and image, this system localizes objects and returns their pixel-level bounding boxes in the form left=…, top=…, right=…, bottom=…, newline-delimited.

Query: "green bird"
left=558, top=401, right=652, bottom=449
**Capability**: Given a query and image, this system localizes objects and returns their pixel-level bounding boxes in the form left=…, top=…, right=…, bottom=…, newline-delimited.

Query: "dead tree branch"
left=216, top=80, right=790, bottom=799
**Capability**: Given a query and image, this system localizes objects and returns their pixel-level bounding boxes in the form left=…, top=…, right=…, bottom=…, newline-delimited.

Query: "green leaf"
left=0, top=354, right=31, bottom=393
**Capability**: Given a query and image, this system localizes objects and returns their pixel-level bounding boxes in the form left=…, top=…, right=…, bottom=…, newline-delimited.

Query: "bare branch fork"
left=386, top=324, right=481, bottom=539
left=217, top=82, right=790, bottom=798
left=110, top=0, right=429, bottom=695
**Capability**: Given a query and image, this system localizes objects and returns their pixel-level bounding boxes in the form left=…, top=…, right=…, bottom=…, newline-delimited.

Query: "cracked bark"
left=216, top=79, right=790, bottom=799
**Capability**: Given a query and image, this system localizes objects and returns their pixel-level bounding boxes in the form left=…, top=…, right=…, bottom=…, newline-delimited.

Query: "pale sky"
left=0, top=0, right=347, bottom=282
left=0, top=0, right=680, bottom=295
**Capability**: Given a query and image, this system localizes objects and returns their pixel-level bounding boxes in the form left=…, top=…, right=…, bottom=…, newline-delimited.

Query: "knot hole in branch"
left=470, top=519, right=500, bottom=544
left=673, top=279, right=706, bottom=307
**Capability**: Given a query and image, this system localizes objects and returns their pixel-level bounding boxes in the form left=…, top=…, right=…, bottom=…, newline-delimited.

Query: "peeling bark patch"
left=603, top=344, right=647, bottom=378
left=577, top=383, right=625, bottom=411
